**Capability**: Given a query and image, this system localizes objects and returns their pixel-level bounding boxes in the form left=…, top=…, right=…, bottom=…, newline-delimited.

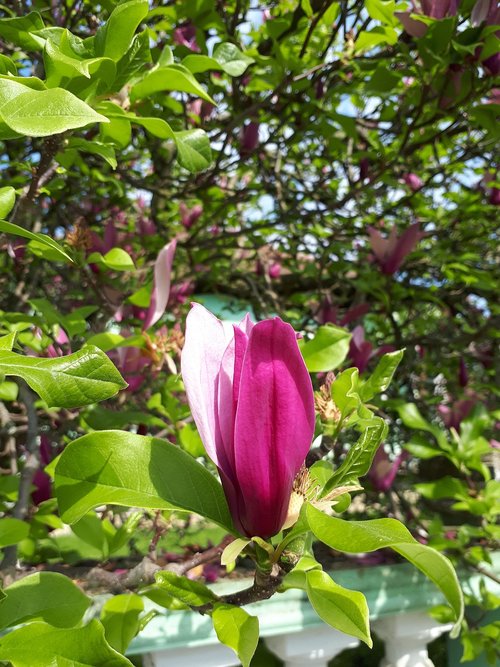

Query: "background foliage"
left=0, top=0, right=498, bottom=665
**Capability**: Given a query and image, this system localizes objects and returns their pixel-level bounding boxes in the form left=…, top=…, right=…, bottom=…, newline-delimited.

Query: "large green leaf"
left=0, top=220, right=73, bottom=263
left=0, top=572, right=90, bottom=630
left=154, top=571, right=218, bottom=607
left=100, top=594, right=144, bottom=654
left=0, top=620, right=132, bottom=667
left=0, top=346, right=127, bottom=408
left=324, top=417, right=387, bottom=492
left=0, top=11, right=45, bottom=51
left=131, top=65, right=215, bottom=104
left=306, top=570, right=372, bottom=646
left=306, top=504, right=464, bottom=636
left=299, top=325, right=351, bottom=372
left=0, top=88, right=108, bottom=136
left=0, top=518, right=29, bottom=548
left=54, top=431, right=234, bottom=530
left=212, top=604, right=259, bottom=667
left=95, top=0, right=149, bottom=61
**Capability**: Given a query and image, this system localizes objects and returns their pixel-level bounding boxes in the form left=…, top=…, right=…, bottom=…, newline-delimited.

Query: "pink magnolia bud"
left=173, top=23, right=200, bottom=52
left=180, top=202, right=203, bottom=229
left=403, top=173, right=423, bottom=191
left=240, top=121, right=259, bottom=155
left=268, top=262, right=281, bottom=279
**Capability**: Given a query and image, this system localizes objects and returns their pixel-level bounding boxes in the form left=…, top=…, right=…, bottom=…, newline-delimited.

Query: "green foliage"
left=0, top=346, right=127, bottom=408
left=212, top=604, right=259, bottom=667
left=0, top=0, right=498, bottom=663
left=0, top=572, right=90, bottom=630
left=54, top=431, right=234, bottom=530
left=0, top=620, right=133, bottom=667
left=306, top=504, right=464, bottom=637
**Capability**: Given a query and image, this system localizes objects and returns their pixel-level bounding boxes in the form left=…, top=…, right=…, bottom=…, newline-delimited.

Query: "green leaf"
left=43, top=36, right=90, bottom=86
left=0, top=518, right=29, bottom=548
left=0, top=186, right=15, bottom=218
left=54, top=430, right=234, bottom=531
left=182, top=54, right=221, bottom=74
left=87, top=248, right=135, bottom=271
left=71, top=513, right=108, bottom=558
left=221, top=538, right=250, bottom=566
left=331, top=367, right=362, bottom=418
left=154, top=571, right=218, bottom=607
left=299, top=325, right=351, bottom=372
left=0, top=345, right=127, bottom=408
left=0, top=220, right=73, bottom=263
left=306, top=570, right=372, bottom=646
left=0, top=620, right=133, bottom=667
left=101, top=594, right=144, bottom=654
left=0, top=332, right=16, bottom=351
left=212, top=604, right=259, bottom=667
left=95, top=0, right=149, bottom=61
left=359, top=349, right=404, bottom=401
left=174, top=129, right=212, bottom=172
left=306, top=504, right=464, bottom=636
left=0, top=88, right=108, bottom=137
left=68, top=138, right=117, bottom=169
left=397, top=403, right=447, bottom=447
left=0, top=11, right=45, bottom=51
left=324, top=417, right=388, bottom=492
left=0, top=572, right=90, bottom=630
left=131, top=65, right=215, bottom=104
left=0, top=381, right=18, bottom=401
left=213, top=42, right=255, bottom=76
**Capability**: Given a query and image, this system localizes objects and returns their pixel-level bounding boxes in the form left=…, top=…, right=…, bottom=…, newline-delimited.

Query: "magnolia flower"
left=368, top=222, right=424, bottom=275
left=181, top=304, right=315, bottom=538
left=403, top=172, right=423, bottom=191
left=180, top=202, right=203, bottom=229
left=173, top=23, right=200, bottom=52
left=368, top=446, right=407, bottom=492
left=396, top=0, right=459, bottom=37
left=240, top=121, right=260, bottom=156
left=438, top=399, right=475, bottom=431
left=143, top=240, right=177, bottom=330
left=349, top=326, right=394, bottom=373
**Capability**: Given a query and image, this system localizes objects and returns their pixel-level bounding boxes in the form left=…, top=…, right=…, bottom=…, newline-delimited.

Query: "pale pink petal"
left=143, top=239, right=177, bottom=330
left=181, top=303, right=233, bottom=466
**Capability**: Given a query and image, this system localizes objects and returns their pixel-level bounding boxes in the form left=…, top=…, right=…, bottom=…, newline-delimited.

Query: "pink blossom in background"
left=169, top=279, right=194, bottom=304
left=438, top=398, right=476, bottom=431
left=318, top=296, right=370, bottom=327
left=268, top=262, right=281, bottom=279
left=32, top=435, right=54, bottom=505
left=180, top=202, right=203, bottom=229
left=396, top=0, right=459, bottom=37
left=187, top=99, right=215, bottom=124
left=368, top=222, right=424, bottom=275
left=181, top=304, right=315, bottom=538
left=173, top=23, right=200, bottom=52
left=143, top=240, right=177, bottom=330
left=348, top=326, right=395, bottom=373
left=458, top=358, right=468, bottom=388
left=368, top=446, right=407, bottom=492
left=403, top=172, right=423, bottom=191
left=489, top=188, right=500, bottom=205
left=114, top=344, right=150, bottom=392
left=240, top=121, right=260, bottom=155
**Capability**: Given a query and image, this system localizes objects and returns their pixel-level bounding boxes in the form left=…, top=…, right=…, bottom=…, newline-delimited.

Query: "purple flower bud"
left=181, top=304, right=315, bottom=538
left=403, top=172, right=423, bottom=191
left=173, top=23, right=200, bottom=52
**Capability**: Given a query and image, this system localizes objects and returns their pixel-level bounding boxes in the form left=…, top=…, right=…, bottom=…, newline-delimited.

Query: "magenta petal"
left=233, top=318, right=315, bottom=538
left=395, top=11, right=428, bottom=37
left=181, top=303, right=233, bottom=466
left=143, top=240, right=177, bottom=330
